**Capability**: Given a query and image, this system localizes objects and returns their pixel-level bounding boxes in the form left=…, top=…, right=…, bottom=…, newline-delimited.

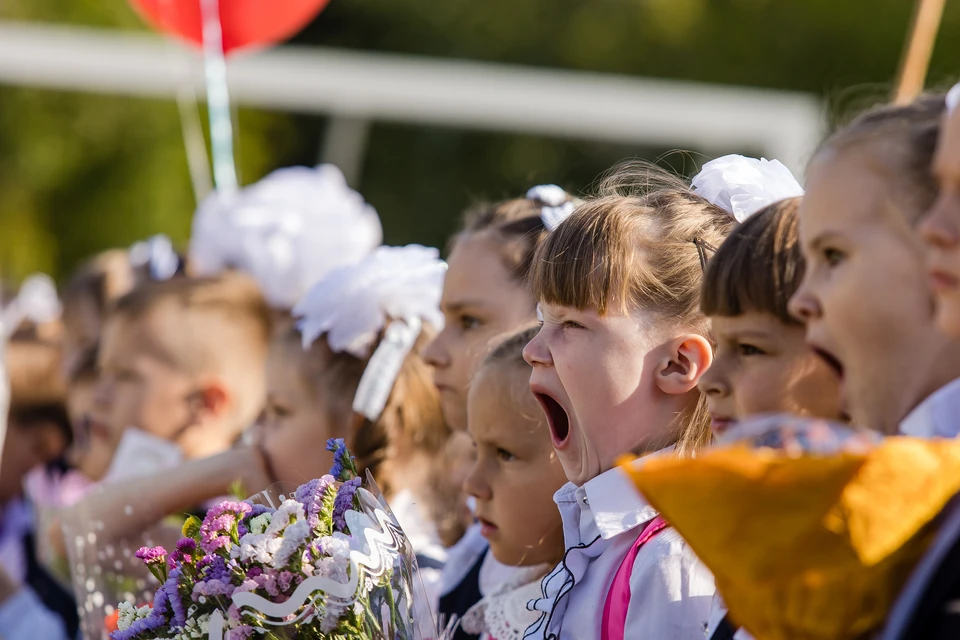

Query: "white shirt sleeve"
left=0, top=587, right=70, bottom=640
left=624, top=528, right=716, bottom=639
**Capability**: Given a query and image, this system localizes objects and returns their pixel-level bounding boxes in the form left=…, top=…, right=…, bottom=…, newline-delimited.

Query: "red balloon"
left=130, top=0, right=331, bottom=54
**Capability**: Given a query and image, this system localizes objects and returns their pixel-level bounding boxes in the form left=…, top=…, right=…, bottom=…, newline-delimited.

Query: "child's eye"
left=459, top=315, right=483, bottom=331
left=737, top=343, right=766, bottom=357
left=822, top=247, right=846, bottom=266
left=496, top=448, right=516, bottom=462
left=561, top=320, right=585, bottom=331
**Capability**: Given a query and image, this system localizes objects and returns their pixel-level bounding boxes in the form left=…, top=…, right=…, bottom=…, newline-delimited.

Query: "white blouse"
left=523, top=466, right=716, bottom=640
left=461, top=564, right=552, bottom=640
left=898, top=376, right=960, bottom=439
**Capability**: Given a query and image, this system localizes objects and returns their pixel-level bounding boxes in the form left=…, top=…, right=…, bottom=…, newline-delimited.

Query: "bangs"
left=700, top=198, right=803, bottom=324
left=529, top=197, right=640, bottom=315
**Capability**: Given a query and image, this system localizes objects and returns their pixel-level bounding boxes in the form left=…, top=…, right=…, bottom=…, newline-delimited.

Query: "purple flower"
left=278, top=570, right=293, bottom=593
left=163, top=568, right=186, bottom=628
left=326, top=438, right=356, bottom=481
left=111, top=587, right=169, bottom=640
left=296, top=475, right=335, bottom=529
left=134, top=546, right=167, bottom=566
left=226, top=625, right=254, bottom=640
left=169, top=538, right=197, bottom=565
left=332, top=477, right=362, bottom=531
left=198, top=501, right=251, bottom=553
left=203, top=555, right=231, bottom=583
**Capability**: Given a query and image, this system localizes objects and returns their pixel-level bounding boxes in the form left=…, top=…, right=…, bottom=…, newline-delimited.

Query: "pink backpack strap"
left=600, top=515, right=669, bottom=640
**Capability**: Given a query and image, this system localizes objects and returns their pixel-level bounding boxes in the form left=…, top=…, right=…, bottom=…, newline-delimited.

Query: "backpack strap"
left=600, top=515, right=669, bottom=640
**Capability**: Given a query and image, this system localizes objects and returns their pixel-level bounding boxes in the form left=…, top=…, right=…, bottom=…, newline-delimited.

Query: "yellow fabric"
left=624, top=437, right=960, bottom=640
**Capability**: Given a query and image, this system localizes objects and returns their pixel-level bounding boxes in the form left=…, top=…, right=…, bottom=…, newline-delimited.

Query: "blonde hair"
left=529, top=162, right=735, bottom=455
left=815, top=93, right=944, bottom=224
left=285, top=325, right=462, bottom=544
left=110, top=272, right=272, bottom=432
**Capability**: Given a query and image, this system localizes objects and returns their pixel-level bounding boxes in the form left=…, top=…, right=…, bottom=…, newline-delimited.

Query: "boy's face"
left=789, top=148, right=950, bottom=433
left=89, top=312, right=196, bottom=469
left=524, top=303, right=677, bottom=486
left=699, top=312, right=843, bottom=435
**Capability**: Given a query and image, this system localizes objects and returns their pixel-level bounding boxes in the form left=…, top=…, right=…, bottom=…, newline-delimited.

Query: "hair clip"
left=692, top=237, right=717, bottom=272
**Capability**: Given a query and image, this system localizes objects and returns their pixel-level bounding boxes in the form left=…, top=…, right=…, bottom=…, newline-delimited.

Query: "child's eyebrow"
left=444, top=299, right=487, bottom=312
left=808, top=231, right=844, bottom=252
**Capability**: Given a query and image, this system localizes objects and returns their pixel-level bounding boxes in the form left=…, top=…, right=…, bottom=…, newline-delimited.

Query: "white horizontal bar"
left=0, top=21, right=823, bottom=171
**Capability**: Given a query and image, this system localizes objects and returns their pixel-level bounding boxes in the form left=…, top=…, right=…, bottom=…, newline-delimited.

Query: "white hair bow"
left=692, top=155, right=804, bottom=223
left=190, top=165, right=383, bottom=309
left=947, top=83, right=960, bottom=114
left=293, top=245, right=446, bottom=421
left=3, top=274, right=61, bottom=336
left=129, top=234, right=180, bottom=281
left=527, top=184, right=576, bottom=231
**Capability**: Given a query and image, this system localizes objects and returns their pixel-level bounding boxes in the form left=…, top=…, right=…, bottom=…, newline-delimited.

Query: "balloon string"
left=200, top=0, right=238, bottom=194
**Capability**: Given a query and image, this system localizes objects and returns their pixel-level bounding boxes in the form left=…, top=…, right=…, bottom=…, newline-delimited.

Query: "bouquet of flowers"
left=111, top=439, right=422, bottom=640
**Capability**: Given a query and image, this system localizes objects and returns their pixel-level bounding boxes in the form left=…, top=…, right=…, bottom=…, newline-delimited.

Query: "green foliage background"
left=2, top=0, right=959, bottom=281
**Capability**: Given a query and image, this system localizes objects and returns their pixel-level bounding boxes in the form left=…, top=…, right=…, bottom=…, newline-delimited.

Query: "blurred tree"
left=1, top=0, right=958, bottom=281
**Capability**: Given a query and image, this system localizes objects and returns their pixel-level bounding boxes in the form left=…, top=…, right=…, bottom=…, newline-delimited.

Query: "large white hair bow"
left=527, top=184, right=576, bottom=231
left=3, top=274, right=61, bottom=336
left=190, top=165, right=383, bottom=309
left=692, top=155, right=804, bottom=223
left=293, top=245, right=446, bottom=420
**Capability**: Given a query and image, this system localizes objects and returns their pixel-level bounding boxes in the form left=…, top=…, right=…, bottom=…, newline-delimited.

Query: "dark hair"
left=6, top=332, right=72, bottom=446
left=452, top=190, right=576, bottom=283
left=816, top=93, right=944, bottom=224
left=700, top=198, right=803, bottom=325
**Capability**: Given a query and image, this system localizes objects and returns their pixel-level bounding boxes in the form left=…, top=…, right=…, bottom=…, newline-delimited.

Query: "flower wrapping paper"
left=623, top=417, right=960, bottom=640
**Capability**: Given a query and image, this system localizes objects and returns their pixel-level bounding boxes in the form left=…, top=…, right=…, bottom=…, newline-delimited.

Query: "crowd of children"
left=3, top=90, right=960, bottom=640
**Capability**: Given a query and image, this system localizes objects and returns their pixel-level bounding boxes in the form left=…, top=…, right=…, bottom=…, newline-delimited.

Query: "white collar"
left=899, top=377, right=960, bottom=439
left=558, top=455, right=665, bottom=541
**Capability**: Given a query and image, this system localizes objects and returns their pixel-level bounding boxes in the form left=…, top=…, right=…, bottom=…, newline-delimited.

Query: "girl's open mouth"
left=813, top=347, right=844, bottom=380
left=534, top=392, right=571, bottom=447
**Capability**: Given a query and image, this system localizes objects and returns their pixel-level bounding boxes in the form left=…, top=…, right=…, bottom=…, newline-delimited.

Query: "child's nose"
left=422, top=329, right=450, bottom=369
left=462, top=463, right=492, bottom=501
left=698, top=365, right=729, bottom=398
left=522, top=329, right=551, bottom=367
left=920, top=192, right=960, bottom=249
left=788, top=284, right=821, bottom=323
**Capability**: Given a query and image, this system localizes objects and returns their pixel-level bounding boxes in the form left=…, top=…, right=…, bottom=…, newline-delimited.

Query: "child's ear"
left=655, top=334, right=714, bottom=396
left=186, top=381, right=231, bottom=425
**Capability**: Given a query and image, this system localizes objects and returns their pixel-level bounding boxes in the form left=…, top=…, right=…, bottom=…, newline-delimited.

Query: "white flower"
left=272, top=519, right=310, bottom=568
left=691, top=154, right=804, bottom=222
left=249, top=513, right=271, bottom=535
left=116, top=601, right=137, bottom=631
left=294, top=245, right=446, bottom=357
left=190, top=164, right=382, bottom=309
left=264, top=499, right=305, bottom=537
left=239, top=532, right=283, bottom=565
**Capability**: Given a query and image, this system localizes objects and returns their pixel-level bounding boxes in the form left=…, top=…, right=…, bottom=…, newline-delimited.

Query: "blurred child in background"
left=2, top=327, right=77, bottom=638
